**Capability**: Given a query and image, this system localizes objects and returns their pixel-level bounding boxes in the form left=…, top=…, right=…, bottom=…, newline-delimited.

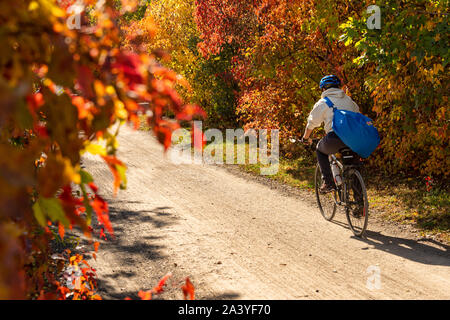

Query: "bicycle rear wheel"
left=345, top=169, right=369, bottom=237
left=315, top=163, right=337, bottom=221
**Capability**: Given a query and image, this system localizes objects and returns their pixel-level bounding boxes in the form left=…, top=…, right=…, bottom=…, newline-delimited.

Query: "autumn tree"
left=0, top=0, right=203, bottom=299
left=195, top=0, right=449, bottom=179
left=121, top=0, right=238, bottom=128
left=340, top=0, right=449, bottom=177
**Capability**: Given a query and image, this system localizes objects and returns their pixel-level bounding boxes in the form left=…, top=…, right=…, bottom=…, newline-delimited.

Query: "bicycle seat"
left=339, top=147, right=353, bottom=154
left=338, top=148, right=361, bottom=165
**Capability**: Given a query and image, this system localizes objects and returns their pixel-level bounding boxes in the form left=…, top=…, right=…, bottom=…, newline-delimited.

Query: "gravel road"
left=81, top=125, right=449, bottom=300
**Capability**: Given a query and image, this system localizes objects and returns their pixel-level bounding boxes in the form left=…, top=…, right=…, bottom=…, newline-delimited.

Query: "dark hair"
left=324, top=84, right=341, bottom=89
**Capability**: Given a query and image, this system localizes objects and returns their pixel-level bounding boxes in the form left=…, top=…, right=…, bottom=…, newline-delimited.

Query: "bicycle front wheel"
left=315, top=163, right=337, bottom=221
left=345, top=169, right=369, bottom=237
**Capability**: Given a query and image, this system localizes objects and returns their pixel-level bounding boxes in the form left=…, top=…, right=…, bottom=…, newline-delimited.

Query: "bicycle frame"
left=290, top=137, right=364, bottom=211
left=329, top=155, right=363, bottom=209
left=328, top=155, right=345, bottom=205
left=307, top=138, right=369, bottom=237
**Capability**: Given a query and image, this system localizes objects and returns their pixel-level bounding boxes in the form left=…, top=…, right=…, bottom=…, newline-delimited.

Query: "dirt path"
left=81, top=125, right=449, bottom=300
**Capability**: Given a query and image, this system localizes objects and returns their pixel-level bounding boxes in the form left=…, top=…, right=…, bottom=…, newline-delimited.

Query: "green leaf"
left=33, top=197, right=70, bottom=227
left=32, top=201, right=47, bottom=227
left=16, top=101, right=33, bottom=130
left=80, top=169, right=94, bottom=184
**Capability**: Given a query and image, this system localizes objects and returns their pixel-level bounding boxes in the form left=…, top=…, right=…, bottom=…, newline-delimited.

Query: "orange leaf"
left=176, top=104, right=206, bottom=121
left=93, top=241, right=100, bottom=252
left=138, top=290, right=152, bottom=300
left=181, top=277, right=195, bottom=300
left=101, top=155, right=126, bottom=196
left=152, top=272, right=172, bottom=295
left=58, top=222, right=65, bottom=239
left=153, top=124, right=173, bottom=151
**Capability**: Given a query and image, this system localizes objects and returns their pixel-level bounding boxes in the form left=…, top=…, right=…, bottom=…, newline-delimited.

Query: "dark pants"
left=316, top=131, right=347, bottom=186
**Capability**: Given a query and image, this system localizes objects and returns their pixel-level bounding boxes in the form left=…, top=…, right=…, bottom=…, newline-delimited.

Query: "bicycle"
left=290, top=137, right=369, bottom=237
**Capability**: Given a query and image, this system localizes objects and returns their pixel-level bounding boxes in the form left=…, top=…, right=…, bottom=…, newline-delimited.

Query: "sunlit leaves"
left=339, top=0, right=449, bottom=177
left=0, top=0, right=204, bottom=299
left=102, top=155, right=127, bottom=194
left=129, top=0, right=237, bottom=128
left=195, top=0, right=448, bottom=178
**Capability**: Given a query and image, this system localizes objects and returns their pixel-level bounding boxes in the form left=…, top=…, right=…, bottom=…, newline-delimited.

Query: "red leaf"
left=33, top=123, right=49, bottom=137
left=58, top=186, right=89, bottom=234
left=99, top=227, right=107, bottom=240
left=88, top=183, right=114, bottom=238
left=181, top=277, right=195, bottom=300
left=88, top=182, right=98, bottom=193
left=152, top=272, right=172, bottom=295
left=176, top=104, right=207, bottom=121
left=111, top=52, right=144, bottom=89
left=101, top=155, right=126, bottom=196
left=58, top=223, right=65, bottom=239
left=154, top=125, right=172, bottom=151
left=76, top=65, right=95, bottom=99
left=138, top=290, right=152, bottom=300
left=153, top=121, right=180, bottom=151
left=26, top=93, right=45, bottom=113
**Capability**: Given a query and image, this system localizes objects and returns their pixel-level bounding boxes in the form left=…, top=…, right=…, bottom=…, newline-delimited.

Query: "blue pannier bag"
left=324, top=97, right=380, bottom=159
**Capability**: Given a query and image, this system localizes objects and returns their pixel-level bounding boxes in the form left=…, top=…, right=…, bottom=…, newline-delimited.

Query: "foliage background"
left=0, top=0, right=203, bottom=299
left=189, top=0, right=449, bottom=179
left=129, top=0, right=448, bottom=179
left=0, top=0, right=448, bottom=299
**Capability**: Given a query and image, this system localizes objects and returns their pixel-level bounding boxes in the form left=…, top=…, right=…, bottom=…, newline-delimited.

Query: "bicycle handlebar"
left=288, top=137, right=320, bottom=153
left=288, top=137, right=319, bottom=159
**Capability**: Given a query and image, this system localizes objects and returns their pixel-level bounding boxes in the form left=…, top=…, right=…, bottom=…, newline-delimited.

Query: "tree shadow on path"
left=79, top=201, right=182, bottom=299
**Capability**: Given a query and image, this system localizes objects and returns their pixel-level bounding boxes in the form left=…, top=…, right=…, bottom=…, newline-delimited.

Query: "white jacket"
left=306, top=88, right=360, bottom=133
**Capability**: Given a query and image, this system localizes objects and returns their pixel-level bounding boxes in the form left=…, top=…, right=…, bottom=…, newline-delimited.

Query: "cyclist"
left=301, top=75, right=360, bottom=193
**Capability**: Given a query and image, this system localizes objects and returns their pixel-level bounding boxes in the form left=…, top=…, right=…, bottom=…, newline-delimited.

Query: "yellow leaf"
left=94, top=80, right=105, bottom=96
left=51, top=6, right=65, bottom=18
left=28, top=1, right=39, bottom=11
left=63, top=158, right=81, bottom=184
left=114, top=99, right=128, bottom=119
left=83, top=142, right=107, bottom=157
left=433, top=64, right=443, bottom=75
left=106, top=85, right=116, bottom=96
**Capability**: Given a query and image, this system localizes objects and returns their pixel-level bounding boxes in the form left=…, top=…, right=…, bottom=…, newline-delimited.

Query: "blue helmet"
left=319, top=75, right=341, bottom=89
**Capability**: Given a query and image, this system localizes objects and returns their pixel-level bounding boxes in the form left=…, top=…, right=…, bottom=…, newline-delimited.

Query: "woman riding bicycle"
left=301, top=75, right=360, bottom=193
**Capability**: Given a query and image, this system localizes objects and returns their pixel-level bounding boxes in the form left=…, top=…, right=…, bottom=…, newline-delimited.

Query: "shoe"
left=319, top=182, right=335, bottom=194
